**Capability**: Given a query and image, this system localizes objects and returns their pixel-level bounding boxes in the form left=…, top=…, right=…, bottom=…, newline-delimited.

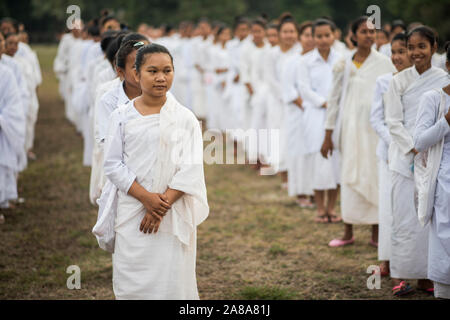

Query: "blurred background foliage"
left=1, top=0, right=449, bottom=46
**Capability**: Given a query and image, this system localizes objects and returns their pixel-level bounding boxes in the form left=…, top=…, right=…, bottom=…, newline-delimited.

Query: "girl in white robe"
left=240, top=18, right=270, bottom=166
left=414, top=48, right=450, bottom=298
left=281, top=21, right=317, bottom=206
left=266, top=15, right=302, bottom=188
left=370, top=33, right=412, bottom=277
left=5, top=33, right=40, bottom=159
left=103, top=43, right=208, bottom=299
left=90, top=39, right=149, bottom=205
left=0, top=65, right=25, bottom=214
left=256, top=24, right=279, bottom=167
left=54, top=32, right=75, bottom=102
left=224, top=20, right=250, bottom=150
left=293, top=19, right=342, bottom=219
left=385, top=26, right=449, bottom=296
left=0, top=43, right=29, bottom=174
left=322, top=17, right=396, bottom=248
left=208, top=26, right=232, bottom=132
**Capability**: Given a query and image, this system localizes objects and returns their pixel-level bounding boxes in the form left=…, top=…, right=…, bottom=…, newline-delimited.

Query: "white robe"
left=370, top=73, right=394, bottom=261
left=0, top=65, right=26, bottom=207
left=14, top=54, right=39, bottom=152
left=240, top=40, right=270, bottom=162
left=295, top=48, right=342, bottom=191
left=325, top=48, right=396, bottom=224
left=103, top=93, right=209, bottom=299
left=0, top=54, right=29, bottom=172
left=54, top=33, right=75, bottom=102
left=414, top=88, right=450, bottom=295
left=385, top=66, right=448, bottom=279
left=89, top=80, right=130, bottom=205
left=208, top=43, right=231, bottom=131
left=267, top=43, right=302, bottom=173
left=224, top=37, right=251, bottom=135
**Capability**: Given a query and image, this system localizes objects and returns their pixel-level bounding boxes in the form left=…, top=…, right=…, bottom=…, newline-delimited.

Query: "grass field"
left=0, top=45, right=433, bottom=300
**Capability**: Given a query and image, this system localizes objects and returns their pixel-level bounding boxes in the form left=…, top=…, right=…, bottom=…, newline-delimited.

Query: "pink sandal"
left=328, top=237, right=355, bottom=247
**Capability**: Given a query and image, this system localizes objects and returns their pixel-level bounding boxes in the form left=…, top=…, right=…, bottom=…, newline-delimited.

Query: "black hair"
left=105, top=31, right=130, bottom=65
left=391, top=32, right=407, bottom=45
left=198, top=17, right=210, bottom=25
left=445, top=41, right=450, bottom=62
left=100, top=30, right=119, bottom=52
left=252, top=17, right=267, bottom=29
left=87, top=24, right=100, bottom=37
left=350, top=16, right=370, bottom=46
left=100, top=15, right=119, bottom=28
left=376, top=29, right=390, bottom=39
left=3, top=32, right=17, bottom=40
left=233, top=16, right=250, bottom=30
left=266, top=23, right=278, bottom=30
left=216, top=24, right=229, bottom=37
left=135, top=43, right=174, bottom=72
left=116, top=40, right=145, bottom=69
left=298, top=21, right=313, bottom=36
left=164, top=24, right=174, bottom=35
left=391, top=19, right=407, bottom=32
left=277, top=12, right=297, bottom=32
left=122, top=32, right=148, bottom=44
left=0, top=17, right=19, bottom=32
left=406, top=25, right=437, bottom=47
left=312, top=18, right=336, bottom=35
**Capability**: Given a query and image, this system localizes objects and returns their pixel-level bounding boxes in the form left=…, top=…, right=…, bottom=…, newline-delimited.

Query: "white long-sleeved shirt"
left=370, top=73, right=393, bottom=162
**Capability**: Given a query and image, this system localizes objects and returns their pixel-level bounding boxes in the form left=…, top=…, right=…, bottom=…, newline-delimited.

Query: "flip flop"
left=418, top=287, right=434, bottom=295
left=328, top=237, right=355, bottom=247
left=393, top=281, right=414, bottom=297
left=315, top=215, right=329, bottom=223
left=328, top=213, right=342, bottom=223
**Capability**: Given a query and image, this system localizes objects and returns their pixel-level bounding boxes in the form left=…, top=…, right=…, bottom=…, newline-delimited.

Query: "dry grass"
left=0, top=45, right=433, bottom=300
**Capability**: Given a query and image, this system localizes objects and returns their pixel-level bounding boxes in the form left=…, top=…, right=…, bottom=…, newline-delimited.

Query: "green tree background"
left=1, top=0, right=449, bottom=46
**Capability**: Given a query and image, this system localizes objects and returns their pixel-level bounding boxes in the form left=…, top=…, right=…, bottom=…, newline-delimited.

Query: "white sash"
left=414, top=89, right=446, bottom=227
left=332, top=54, right=352, bottom=149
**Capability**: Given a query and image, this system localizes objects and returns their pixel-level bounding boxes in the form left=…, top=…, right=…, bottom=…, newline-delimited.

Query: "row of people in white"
left=370, top=27, right=449, bottom=297
left=0, top=29, right=41, bottom=211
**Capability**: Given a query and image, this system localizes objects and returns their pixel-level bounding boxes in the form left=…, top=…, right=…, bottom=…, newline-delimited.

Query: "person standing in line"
left=321, top=16, right=396, bottom=248
left=385, top=26, right=448, bottom=296
left=414, top=41, right=450, bottom=299
left=370, top=32, right=412, bottom=277
left=102, top=44, right=209, bottom=299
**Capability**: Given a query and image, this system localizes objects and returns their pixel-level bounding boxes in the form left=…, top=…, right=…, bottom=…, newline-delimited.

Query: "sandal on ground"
left=417, top=287, right=434, bottom=295
left=328, top=213, right=342, bottom=223
left=314, top=214, right=329, bottom=223
left=328, top=237, right=355, bottom=247
left=393, top=281, right=414, bottom=297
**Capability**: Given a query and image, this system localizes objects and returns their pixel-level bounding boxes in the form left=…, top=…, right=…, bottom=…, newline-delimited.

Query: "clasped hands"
left=139, top=192, right=171, bottom=234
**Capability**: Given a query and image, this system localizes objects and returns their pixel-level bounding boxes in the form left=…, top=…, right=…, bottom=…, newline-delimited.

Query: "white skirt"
left=341, top=183, right=378, bottom=225
left=113, top=222, right=199, bottom=300
left=287, top=153, right=314, bottom=197
left=0, top=165, right=17, bottom=207
left=113, top=194, right=199, bottom=300
left=310, top=151, right=340, bottom=191
left=377, top=160, right=392, bottom=261
left=390, top=171, right=429, bottom=279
